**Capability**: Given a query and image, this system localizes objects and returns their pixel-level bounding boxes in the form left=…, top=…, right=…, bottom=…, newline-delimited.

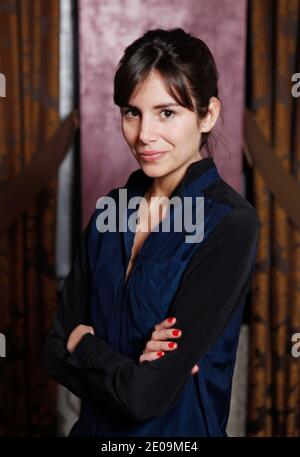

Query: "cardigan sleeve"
left=43, top=214, right=95, bottom=399
left=44, top=207, right=259, bottom=422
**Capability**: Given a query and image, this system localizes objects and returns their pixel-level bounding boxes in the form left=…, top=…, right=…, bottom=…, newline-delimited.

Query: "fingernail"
left=172, top=330, right=181, bottom=336
left=157, top=351, right=165, bottom=357
left=167, top=317, right=175, bottom=323
left=168, top=342, right=176, bottom=348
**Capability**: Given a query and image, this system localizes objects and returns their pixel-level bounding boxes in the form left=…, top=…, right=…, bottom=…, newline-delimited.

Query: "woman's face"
left=121, top=70, right=216, bottom=180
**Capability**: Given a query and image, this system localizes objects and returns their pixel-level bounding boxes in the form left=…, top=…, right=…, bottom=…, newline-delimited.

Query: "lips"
left=139, top=151, right=167, bottom=162
left=140, top=150, right=167, bottom=155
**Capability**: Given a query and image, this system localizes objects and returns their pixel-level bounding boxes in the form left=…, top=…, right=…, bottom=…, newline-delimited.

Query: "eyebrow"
left=123, top=102, right=180, bottom=110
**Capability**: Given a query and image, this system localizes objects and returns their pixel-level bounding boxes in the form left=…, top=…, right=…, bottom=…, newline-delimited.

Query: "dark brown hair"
left=114, top=27, right=222, bottom=157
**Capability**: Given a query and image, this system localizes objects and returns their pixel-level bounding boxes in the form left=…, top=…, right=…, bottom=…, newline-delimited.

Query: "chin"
left=140, top=166, right=163, bottom=178
left=139, top=162, right=173, bottom=179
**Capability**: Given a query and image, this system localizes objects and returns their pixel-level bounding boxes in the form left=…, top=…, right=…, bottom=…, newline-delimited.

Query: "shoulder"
left=83, top=187, right=121, bottom=267
left=88, top=187, right=120, bottom=230
left=218, top=206, right=260, bottom=246
left=203, top=177, right=260, bottom=236
left=190, top=179, right=260, bottom=267
left=204, top=176, right=257, bottom=214
left=84, top=165, right=140, bottom=240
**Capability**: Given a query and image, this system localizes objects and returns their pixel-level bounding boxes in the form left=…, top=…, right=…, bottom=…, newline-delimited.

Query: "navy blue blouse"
left=45, top=157, right=260, bottom=437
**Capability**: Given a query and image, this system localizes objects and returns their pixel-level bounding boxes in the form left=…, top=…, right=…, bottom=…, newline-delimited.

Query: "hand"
left=139, top=317, right=199, bottom=375
left=66, top=324, right=95, bottom=354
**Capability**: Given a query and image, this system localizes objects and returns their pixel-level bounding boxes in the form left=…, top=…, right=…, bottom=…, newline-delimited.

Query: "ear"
left=200, top=97, right=221, bottom=133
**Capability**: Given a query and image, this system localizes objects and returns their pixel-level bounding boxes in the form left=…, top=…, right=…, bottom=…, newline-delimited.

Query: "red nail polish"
left=168, top=342, right=176, bottom=348
left=167, top=317, right=174, bottom=323
left=172, top=330, right=180, bottom=336
left=157, top=351, right=164, bottom=357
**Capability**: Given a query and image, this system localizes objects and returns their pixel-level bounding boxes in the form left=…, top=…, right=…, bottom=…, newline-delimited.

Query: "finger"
left=81, top=325, right=94, bottom=335
left=154, top=316, right=176, bottom=331
left=191, top=364, right=199, bottom=375
left=151, top=327, right=182, bottom=341
left=139, top=351, right=165, bottom=363
left=144, top=340, right=178, bottom=353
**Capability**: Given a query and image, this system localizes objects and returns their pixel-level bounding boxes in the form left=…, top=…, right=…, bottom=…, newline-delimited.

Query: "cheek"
left=167, top=119, right=199, bottom=145
left=122, top=121, right=136, bottom=144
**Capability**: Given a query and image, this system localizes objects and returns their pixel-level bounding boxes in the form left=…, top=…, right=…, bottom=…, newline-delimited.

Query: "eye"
left=160, top=109, right=176, bottom=119
left=123, top=108, right=139, bottom=118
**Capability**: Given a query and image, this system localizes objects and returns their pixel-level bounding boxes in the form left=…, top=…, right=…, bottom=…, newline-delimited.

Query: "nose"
left=138, top=115, right=158, bottom=144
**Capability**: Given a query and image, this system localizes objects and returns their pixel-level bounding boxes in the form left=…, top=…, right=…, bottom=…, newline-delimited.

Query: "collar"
left=125, top=157, right=219, bottom=199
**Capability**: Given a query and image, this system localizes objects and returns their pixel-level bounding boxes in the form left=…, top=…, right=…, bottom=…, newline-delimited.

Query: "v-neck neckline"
left=124, top=189, right=170, bottom=285
left=122, top=157, right=218, bottom=288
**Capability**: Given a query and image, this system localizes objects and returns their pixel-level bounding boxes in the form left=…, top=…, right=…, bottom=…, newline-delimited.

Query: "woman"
left=45, top=28, right=260, bottom=437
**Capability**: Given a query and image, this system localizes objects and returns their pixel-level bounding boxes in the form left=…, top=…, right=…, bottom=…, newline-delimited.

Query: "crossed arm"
left=44, top=207, right=259, bottom=422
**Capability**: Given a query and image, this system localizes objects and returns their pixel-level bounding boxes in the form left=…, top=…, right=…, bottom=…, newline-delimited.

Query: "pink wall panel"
left=79, top=0, right=247, bottom=226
